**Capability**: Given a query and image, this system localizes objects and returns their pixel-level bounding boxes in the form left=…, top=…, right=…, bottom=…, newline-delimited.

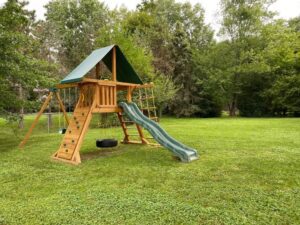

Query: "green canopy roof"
left=60, top=45, right=143, bottom=84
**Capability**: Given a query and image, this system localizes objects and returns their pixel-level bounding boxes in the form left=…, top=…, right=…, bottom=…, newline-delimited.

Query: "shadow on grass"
left=81, top=147, right=126, bottom=161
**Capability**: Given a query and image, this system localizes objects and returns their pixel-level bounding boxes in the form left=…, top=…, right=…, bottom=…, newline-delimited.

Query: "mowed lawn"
left=0, top=115, right=299, bottom=225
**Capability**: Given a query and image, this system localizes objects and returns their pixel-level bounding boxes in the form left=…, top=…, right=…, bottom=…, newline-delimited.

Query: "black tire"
left=96, top=139, right=118, bottom=148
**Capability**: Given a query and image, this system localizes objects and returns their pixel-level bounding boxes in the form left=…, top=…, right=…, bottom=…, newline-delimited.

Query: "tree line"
left=0, top=0, right=299, bottom=122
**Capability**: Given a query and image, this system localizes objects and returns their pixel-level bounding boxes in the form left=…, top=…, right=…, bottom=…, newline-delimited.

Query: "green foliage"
left=153, top=75, right=179, bottom=117
left=237, top=20, right=300, bottom=116
left=1, top=0, right=300, bottom=121
left=129, top=0, right=215, bottom=117
left=0, top=0, right=57, bottom=120
left=214, top=0, right=300, bottom=117
left=220, top=0, right=275, bottom=40
left=45, top=0, right=108, bottom=70
left=168, top=22, right=197, bottom=117
left=289, top=16, right=300, bottom=32
left=267, top=74, right=300, bottom=116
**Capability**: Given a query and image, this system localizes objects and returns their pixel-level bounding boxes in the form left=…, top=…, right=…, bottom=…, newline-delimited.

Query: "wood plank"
left=56, top=83, right=78, bottom=89
left=105, top=86, right=109, bottom=105
left=136, top=124, right=149, bottom=144
left=114, top=86, right=117, bottom=105
left=92, top=107, right=122, bottom=113
left=101, top=86, right=105, bottom=105
left=109, top=86, right=112, bottom=105
left=127, top=87, right=132, bottom=102
left=117, top=112, right=129, bottom=143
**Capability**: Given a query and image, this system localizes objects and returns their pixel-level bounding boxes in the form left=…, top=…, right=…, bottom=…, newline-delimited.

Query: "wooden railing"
left=98, top=83, right=117, bottom=107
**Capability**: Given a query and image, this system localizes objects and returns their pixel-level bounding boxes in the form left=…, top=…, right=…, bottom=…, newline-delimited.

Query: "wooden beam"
left=82, top=78, right=137, bottom=87
left=117, top=112, right=129, bottom=143
left=127, top=87, right=132, bottom=102
left=92, top=107, right=122, bottom=113
left=112, top=47, right=116, bottom=81
left=135, top=124, right=149, bottom=144
left=56, top=83, right=78, bottom=89
left=121, top=140, right=159, bottom=146
left=19, top=92, right=53, bottom=148
left=55, top=92, right=70, bottom=125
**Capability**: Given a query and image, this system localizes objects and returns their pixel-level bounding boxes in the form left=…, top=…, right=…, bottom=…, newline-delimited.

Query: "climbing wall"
left=53, top=84, right=96, bottom=164
left=54, top=106, right=91, bottom=161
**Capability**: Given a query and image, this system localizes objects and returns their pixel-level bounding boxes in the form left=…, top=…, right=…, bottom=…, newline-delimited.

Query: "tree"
left=0, top=0, right=57, bottom=127
left=261, top=20, right=300, bottom=115
left=218, top=0, right=275, bottom=116
left=168, top=22, right=199, bottom=117
left=289, top=16, right=300, bottom=32
left=127, top=0, right=214, bottom=117
left=45, top=0, right=109, bottom=71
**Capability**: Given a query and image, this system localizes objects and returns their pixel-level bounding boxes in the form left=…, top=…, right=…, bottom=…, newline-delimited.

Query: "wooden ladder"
left=117, top=112, right=149, bottom=145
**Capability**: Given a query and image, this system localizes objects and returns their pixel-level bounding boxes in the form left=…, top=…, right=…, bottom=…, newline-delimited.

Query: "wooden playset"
left=19, top=45, right=198, bottom=164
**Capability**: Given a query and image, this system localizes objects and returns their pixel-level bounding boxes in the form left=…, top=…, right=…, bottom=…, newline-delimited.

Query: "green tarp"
left=60, top=45, right=143, bottom=84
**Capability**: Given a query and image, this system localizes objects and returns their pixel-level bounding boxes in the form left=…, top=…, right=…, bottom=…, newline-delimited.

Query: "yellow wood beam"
left=92, top=107, right=122, bottom=113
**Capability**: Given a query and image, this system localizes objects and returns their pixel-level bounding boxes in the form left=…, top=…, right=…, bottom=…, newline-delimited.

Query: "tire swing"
left=96, top=139, right=118, bottom=148
left=96, top=113, right=118, bottom=148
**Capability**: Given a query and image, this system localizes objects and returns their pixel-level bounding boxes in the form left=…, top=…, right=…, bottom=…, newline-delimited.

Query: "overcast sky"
left=0, top=0, right=299, bottom=33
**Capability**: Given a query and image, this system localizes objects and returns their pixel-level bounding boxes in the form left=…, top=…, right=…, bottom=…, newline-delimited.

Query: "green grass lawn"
left=0, top=115, right=299, bottom=225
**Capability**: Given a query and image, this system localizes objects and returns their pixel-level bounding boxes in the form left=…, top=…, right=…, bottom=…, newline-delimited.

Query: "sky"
left=0, top=0, right=299, bottom=33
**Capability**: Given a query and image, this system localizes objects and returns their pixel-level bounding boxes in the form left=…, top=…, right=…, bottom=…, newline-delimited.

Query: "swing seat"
left=96, top=139, right=118, bottom=148
left=59, top=128, right=67, bottom=134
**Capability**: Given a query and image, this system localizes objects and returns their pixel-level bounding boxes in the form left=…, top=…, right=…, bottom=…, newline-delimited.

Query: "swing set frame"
left=18, top=88, right=70, bottom=148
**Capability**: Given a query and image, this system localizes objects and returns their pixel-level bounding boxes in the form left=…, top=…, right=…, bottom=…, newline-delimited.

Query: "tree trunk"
left=228, top=100, right=236, bottom=117
left=158, top=106, right=163, bottom=118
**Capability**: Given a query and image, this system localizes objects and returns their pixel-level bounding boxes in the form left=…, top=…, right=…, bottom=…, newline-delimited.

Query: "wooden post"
left=112, top=47, right=116, bottom=81
left=136, top=124, right=149, bottom=144
left=127, top=87, right=132, bottom=102
left=117, top=112, right=130, bottom=143
left=19, top=92, right=53, bottom=148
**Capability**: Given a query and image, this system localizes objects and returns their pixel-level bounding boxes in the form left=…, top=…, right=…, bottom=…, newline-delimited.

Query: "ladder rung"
left=125, top=127, right=136, bottom=129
